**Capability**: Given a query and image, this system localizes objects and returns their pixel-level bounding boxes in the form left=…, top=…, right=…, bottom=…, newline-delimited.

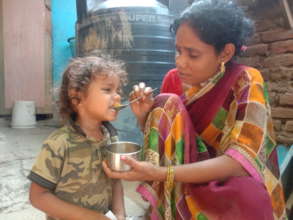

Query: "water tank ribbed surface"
left=76, top=0, right=175, bottom=92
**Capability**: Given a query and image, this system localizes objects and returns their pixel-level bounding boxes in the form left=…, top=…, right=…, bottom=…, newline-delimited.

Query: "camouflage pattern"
left=28, top=122, right=118, bottom=220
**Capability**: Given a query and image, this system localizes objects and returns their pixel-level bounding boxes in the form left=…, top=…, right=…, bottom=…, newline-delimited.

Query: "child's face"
left=76, top=74, right=121, bottom=123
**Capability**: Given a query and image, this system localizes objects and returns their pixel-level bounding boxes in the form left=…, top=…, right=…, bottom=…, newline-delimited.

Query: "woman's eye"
left=189, top=54, right=199, bottom=59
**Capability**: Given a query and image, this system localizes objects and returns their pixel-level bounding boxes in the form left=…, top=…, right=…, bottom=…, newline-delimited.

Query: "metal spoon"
left=114, top=88, right=158, bottom=111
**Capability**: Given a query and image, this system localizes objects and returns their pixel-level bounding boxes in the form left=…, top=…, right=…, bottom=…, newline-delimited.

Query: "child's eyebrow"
left=102, top=82, right=115, bottom=86
left=103, top=82, right=120, bottom=88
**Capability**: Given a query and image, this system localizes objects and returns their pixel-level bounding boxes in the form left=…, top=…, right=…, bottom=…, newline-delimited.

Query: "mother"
left=103, top=0, right=286, bottom=219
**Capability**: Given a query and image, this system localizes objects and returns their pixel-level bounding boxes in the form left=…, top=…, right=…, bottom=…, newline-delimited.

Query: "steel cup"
left=104, top=141, right=142, bottom=171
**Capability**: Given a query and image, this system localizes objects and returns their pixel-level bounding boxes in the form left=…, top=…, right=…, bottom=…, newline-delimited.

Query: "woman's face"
left=175, top=22, right=222, bottom=86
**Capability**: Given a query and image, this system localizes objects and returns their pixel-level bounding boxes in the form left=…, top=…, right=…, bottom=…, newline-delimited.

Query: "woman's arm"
left=170, top=155, right=248, bottom=183
left=103, top=155, right=248, bottom=183
left=111, top=179, right=126, bottom=220
left=29, top=182, right=110, bottom=220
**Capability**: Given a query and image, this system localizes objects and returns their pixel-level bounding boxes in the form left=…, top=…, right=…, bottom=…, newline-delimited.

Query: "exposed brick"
left=268, top=92, right=278, bottom=106
left=248, top=33, right=261, bottom=45
left=267, top=81, right=280, bottom=93
left=259, top=68, right=270, bottom=81
left=244, top=44, right=269, bottom=56
left=236, top=56, right=261, bottom=67
left=277, top=133, right=293, bottom=145
left=280, top=93, right=293, bottom=105
left=255, top=20, right=279, bottom=32
left=266, top=66, right=293, bottom=81
left=269, top=70, right=283, bottom=81
left=285, top=121, right=293, bottom=132
left=272, top=107, right=293, bottom=119
left=261, top=30, right=293, bottom=43
left=279, top=66, right=293, bottom=80
left=273, top=120, right=282, bottom=131
left=243, top=4, right=293, bottom=147
left=270, top=40, right=293, bottom=54
left=263, top=54, right=293, bottom=68
left=267, top=82, right=291, bottom=93
left=267, top=82, right=278, bottom=92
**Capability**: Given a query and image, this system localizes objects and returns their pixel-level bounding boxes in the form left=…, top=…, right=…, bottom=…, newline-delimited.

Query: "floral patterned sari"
left=137, top=63, right=287, bottom=220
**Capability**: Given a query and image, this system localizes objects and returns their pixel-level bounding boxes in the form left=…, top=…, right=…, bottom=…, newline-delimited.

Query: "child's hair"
left=59, top=55, right=128, bottom=121
left=170, top=0, right=254, bottom=57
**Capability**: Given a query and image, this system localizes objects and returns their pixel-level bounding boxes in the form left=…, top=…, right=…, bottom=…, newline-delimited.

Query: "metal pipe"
left=281, top=0, right=293, bottom=28
left=76, top=0, right=87, bottom=23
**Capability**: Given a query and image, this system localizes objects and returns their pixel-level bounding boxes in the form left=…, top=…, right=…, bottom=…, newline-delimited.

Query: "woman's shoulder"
left=166, top=68, right=179, bottom=74
left=231, top=64, right=268, bottom=105
left=233, top=64, right=265, bottom=90
left=243, top=65, right=264, bottom=84
left=163, top=68, right=179, bottom=81
left=161, top=68, right=182, bottom=94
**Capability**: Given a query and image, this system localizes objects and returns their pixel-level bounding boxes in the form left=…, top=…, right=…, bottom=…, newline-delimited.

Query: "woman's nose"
left=175, top=54, right=187, bottom=69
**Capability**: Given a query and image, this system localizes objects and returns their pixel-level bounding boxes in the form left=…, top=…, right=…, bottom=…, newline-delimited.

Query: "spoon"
left=114, top=88, right=158, bottom=111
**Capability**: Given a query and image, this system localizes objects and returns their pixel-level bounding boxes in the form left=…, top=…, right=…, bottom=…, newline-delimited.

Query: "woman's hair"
left=59, top=55, right=128, bottom=121
left=170, top=0, right=254, bottom=56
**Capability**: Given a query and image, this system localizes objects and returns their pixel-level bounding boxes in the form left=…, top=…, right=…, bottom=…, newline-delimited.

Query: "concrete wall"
left=0, top=0, right=52, bottom=114
left=0, top=0, right=4, bottom=114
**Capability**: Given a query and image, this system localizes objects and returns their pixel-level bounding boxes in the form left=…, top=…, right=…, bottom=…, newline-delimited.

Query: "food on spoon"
left=114, top=103, right=122, bottom=108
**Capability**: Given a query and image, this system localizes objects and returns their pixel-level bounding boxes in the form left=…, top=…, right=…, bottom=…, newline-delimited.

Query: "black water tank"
left=76, top=0, right=175, bottom=92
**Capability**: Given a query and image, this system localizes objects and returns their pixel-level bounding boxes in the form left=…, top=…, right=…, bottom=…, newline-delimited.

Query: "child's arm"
left=29, top=182, right=111, bottom=220
left=111, top=179, right=126, bottom=220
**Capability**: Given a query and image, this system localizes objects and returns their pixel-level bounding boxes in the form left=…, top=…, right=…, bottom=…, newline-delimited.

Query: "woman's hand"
left=129, top=82, right=154, bottom=123
left=102, top=157, right=166, bottom=182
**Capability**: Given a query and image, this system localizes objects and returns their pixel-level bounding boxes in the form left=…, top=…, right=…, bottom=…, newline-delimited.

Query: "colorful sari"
left=137, top=62, right=287, bottom=220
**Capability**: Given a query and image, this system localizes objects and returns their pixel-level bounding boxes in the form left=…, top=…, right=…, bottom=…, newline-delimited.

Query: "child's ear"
left=68, top=89, right=81, bottom=106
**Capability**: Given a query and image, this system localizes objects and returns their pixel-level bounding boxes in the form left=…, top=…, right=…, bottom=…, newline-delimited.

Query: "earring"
left=220, top=62, right=226, bottom=73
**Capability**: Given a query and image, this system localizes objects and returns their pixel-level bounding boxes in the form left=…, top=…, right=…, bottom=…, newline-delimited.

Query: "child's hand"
left=116, top=215, right=125, bottom=220
left=105, top=210, right=118, bottom=220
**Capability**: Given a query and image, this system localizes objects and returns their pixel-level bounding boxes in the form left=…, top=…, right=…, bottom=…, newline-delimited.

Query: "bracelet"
left=164, top=165, right=175, bottom=219
left=165, top=165, right=174, bottom=190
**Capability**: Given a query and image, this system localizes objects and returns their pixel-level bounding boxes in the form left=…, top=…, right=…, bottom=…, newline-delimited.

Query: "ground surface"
left=0, top=118, right=148, bottom=220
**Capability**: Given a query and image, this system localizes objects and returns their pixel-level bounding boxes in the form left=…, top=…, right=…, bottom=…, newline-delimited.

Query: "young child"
left=28, top=56, right=128, bottom=220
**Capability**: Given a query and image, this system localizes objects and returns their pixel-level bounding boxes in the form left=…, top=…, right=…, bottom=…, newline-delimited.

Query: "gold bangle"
left=164, top=165, right=175, bottom=219
left=165, top=165, right=174, bottom=190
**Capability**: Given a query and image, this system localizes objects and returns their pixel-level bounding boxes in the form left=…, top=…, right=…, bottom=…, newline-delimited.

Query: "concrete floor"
left=0, top=118, right=148, bottom=220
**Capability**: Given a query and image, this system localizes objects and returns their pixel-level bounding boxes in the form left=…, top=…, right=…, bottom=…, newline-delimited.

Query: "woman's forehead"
left=176, top=23, right=201, bottom=44
left=175, top=23, right=214, bottom=52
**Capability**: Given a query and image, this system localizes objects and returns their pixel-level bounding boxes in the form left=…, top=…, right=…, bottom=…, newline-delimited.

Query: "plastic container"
left=11, top=101, right=36, bottom=128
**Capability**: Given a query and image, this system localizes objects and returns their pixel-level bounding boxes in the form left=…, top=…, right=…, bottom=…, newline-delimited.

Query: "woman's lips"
left=178, top=72, right=190, bottom=80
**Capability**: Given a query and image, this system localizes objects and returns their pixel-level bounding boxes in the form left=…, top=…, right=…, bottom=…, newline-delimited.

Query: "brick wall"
left=237, top=0, right=293, bottom=146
